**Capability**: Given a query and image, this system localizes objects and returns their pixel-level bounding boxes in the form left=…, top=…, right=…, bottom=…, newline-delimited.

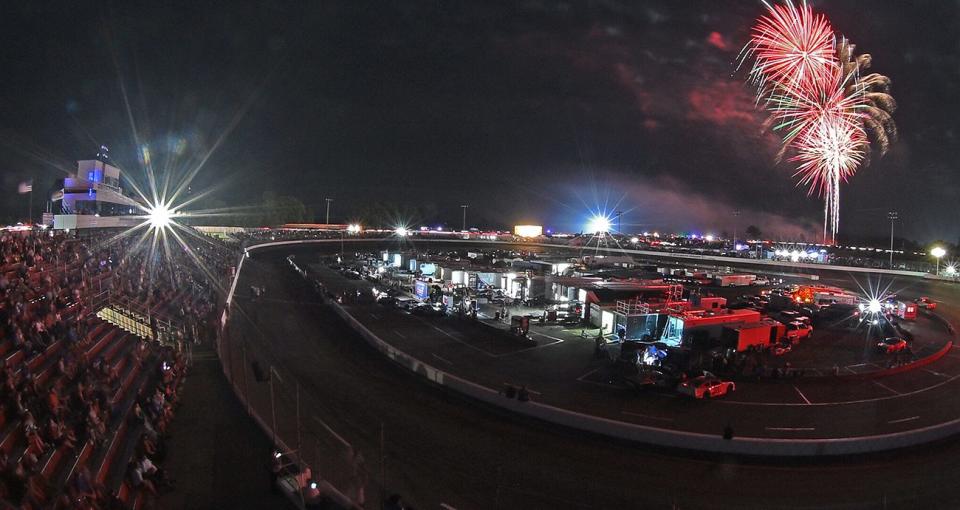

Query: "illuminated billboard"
left=415, top=280, right=430, bottom=300
left=514, top=225, right=543, bottom=237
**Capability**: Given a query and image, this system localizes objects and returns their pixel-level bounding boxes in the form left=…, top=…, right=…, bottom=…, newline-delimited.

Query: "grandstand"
left=0, top=228, right=229, bottom=509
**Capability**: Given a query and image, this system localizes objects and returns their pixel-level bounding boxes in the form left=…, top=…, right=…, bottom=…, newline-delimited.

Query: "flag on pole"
left=17, top=180, right=33, bottom=194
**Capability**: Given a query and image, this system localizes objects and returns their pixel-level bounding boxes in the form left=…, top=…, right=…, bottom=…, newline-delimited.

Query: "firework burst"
left=745, top=0, right=836, bottom=100
left=741, top=0, right=896, bottom=244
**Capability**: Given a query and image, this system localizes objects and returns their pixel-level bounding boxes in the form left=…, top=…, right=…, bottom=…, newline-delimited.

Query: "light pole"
left=887, top=211, right=898, bottom=268
left=325, top=198, right=333, bottom=224
left=615, top=210, right=623, bottom=235
left=932, top=247, right=946, bottom=276
left=269, top=365, right=283, bottom=446
left=460, top=204, right=469, bottom=232
left=732, top=209, right=741, bottom=252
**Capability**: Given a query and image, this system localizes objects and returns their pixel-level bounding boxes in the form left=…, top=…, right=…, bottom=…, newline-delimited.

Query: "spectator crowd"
left=0, top=227, right=235, bottom=509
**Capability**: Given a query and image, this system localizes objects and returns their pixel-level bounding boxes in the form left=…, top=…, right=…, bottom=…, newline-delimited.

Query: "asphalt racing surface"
left=230, top=242, right=960, bottom=509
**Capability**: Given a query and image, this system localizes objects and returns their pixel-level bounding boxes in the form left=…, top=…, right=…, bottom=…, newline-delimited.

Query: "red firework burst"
left=747, top=1, right=836, bottom=99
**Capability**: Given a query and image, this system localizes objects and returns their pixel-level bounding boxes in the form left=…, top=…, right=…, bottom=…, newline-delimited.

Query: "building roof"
left=671, top=308, right=761, bottom=326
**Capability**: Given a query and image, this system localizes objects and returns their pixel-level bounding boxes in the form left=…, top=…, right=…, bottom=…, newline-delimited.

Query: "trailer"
left=714, top=274, right=757, bottom=287
left=722, top=320, right=785, bottom=351
left=661, top=309, right=762, bottom=348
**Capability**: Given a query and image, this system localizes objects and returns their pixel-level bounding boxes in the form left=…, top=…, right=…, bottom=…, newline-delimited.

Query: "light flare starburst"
left=146, top=202, right=175, bottom=230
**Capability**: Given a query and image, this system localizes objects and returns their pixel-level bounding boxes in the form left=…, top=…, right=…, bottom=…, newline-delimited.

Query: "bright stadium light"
left=148, top=203, right=173, bottom=229
left=932, top=246, right=947, bottom=275
left=346, top=223, right=362, bottom=233
left=586, top=214, right=612, bottom=234
left=946, top=265, right=957, bottom=276
left=395, top=226, right=409, bottom=237
left=868, top=299, right=882, bottom=314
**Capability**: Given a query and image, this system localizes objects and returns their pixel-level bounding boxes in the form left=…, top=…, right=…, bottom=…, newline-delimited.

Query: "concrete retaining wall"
left=250, top=240, right=960, bottom=457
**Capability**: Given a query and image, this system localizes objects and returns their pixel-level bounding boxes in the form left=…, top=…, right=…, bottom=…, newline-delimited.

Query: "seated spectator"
left=69, top=466, right=104, bottom=505
left=128, top=460, right=158, bottom=497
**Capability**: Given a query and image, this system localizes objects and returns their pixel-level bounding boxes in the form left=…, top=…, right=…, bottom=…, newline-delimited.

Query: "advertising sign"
left=415, top=280, right=430, bottom=300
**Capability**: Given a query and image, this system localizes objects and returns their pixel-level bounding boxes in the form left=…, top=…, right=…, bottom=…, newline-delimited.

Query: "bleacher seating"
left=0, top=228, right=228, bottom=509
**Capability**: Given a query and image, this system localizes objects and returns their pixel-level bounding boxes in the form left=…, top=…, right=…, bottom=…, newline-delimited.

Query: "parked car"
left=376, top=296, right=398, bottom=307
left=396, top=298, right=418, bottom=311
left=676, top=375, right=736, bottom=399
left=785, top=322, right=813, bottom=341
left=915, top=297, right=937, bottom=310
left=779, top=310, right=800, bottom=323
left=877, top=337, right=908, bottom=354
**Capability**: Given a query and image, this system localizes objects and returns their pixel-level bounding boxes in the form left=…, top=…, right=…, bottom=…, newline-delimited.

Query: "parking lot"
left=295, top=251, right=960, bottom=440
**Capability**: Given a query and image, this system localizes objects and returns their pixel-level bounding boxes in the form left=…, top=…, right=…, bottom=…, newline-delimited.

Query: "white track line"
left=887, top=415, right=920, bottom=424
left=765, top=426, right=815, bottom=431
left=622, top=410, right=674, bottom=422
left=431, top=353, right=453, bottom=365
left=793, top=385, right=813, bottom=404
left=312, top=415, right=352, bottom=449
left=393, top=330, right=406, bottom=340
left=576, top=368, right=600, bottom=382
left=494, top=333, right=564, bottom=357
left=716, top=368, right=960, bottom=407
left=426, top=323, right=497, bottom=357
left=530, top=330, right=566, bottom=343
left=872, top=380, right=902, bottom=395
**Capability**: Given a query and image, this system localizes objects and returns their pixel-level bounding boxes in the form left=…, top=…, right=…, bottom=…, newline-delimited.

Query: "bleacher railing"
left=95, top=292, right=185, bottom=346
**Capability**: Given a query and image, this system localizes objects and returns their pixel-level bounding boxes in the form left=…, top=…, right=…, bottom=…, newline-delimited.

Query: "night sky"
left=0, top=1, right=957, bottom=242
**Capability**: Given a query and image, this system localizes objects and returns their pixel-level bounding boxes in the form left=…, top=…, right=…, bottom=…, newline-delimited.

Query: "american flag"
left=17, top=180, right=32, bottom=194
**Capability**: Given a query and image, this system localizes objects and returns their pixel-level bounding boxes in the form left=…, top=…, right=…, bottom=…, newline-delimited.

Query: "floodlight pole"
left=325, top=198, right=333, bottom=224
left=732, top=209, right=741, bottom=251
left=888, top=211, right=898, bottom=269
left=460, top=205, right=469, bottom=232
